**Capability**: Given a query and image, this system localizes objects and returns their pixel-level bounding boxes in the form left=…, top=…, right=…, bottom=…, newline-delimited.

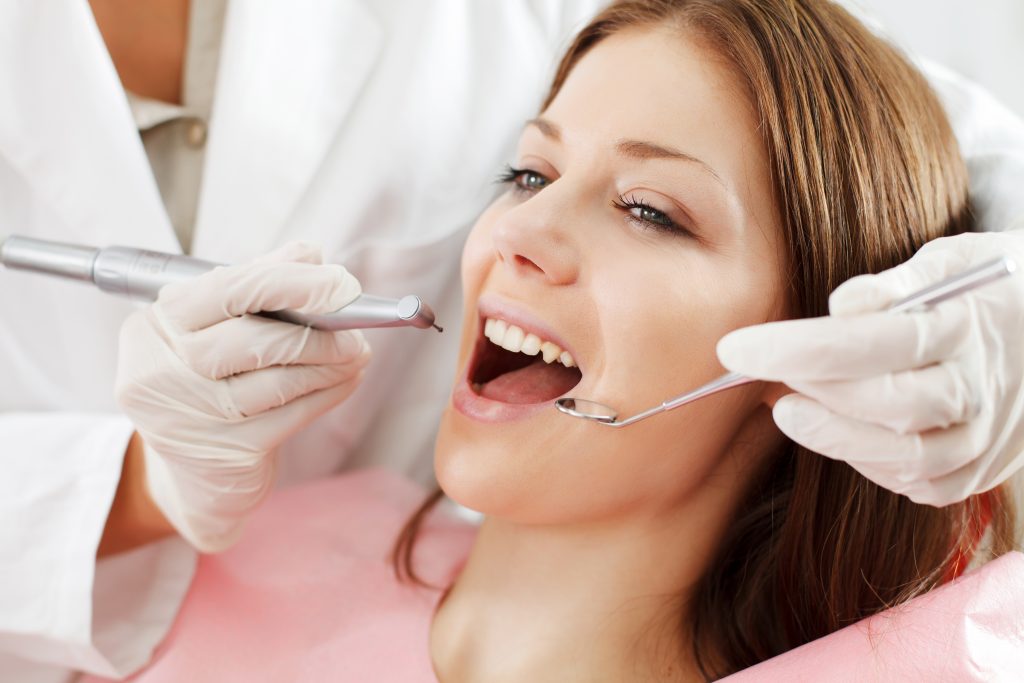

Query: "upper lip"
left=475, top=294, right=582, bottom=371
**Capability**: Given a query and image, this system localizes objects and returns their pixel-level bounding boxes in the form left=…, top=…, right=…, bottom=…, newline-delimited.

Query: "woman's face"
left=436, top=26, right=788, bottom=523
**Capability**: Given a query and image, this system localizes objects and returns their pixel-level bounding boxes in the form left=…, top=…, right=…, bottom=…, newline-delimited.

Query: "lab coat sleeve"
left=921, top=58, right=1024, bottom=233
left=0, top=413, right=196, bottom=680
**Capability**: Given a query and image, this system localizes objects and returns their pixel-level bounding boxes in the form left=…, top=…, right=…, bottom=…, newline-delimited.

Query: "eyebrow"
left=525, top=117, right=562, bottom=141
left=525, top=117, right=725, bottom=186
left=616, top=141, right=724, bottom=185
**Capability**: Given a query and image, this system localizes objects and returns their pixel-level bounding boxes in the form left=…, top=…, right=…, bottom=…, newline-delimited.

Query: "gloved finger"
left=850, top=459, right=980, bottom=507
left=845, top=441, right=1001, bottom=507
left=772, top=393, right=979, bottom=481
left=716, top=302, right=969, bottom=382
left=786, top=361, right=976, bottom=435
left=224, top=357, right=369, bottom=418
left=156, top=260, right=362, bottom=332
left=896, top=446, right=1017, bottom=507
left=835, top=459, right=951, bottom=506
left=249, top=241, right=324, bottom=266
left=828, top=246, right=970, bottom=316
left=229, top=373, right=368, bottom=454
left=229, top=367, right=367, bottom=444
left=173, top=313, right=369, bottom=380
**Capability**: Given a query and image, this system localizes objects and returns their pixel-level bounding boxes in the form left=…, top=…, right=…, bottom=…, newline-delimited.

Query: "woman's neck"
left=430, top=490, right=735, bottom=682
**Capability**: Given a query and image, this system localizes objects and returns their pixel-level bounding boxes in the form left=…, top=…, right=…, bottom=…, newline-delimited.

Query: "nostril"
left=514, top=255, right=543, bottom=273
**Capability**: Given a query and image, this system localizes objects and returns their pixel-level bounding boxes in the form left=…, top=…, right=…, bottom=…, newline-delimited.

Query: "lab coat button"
left=186, top=119, right=208, bottom=148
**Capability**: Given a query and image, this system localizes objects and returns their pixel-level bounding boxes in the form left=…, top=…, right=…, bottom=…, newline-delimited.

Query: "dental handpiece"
left=0, top=235, right=441, bottom=332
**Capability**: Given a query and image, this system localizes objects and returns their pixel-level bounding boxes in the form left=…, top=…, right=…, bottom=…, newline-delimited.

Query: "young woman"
left=85, top=0, right=1017, bottom=681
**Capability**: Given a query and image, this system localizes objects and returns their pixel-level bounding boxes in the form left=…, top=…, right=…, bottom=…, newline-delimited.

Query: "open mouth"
left=469, top=317, right=584, bottom=404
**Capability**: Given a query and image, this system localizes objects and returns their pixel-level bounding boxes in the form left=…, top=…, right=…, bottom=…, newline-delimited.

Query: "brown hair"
left=395, top=0, right=1017, bottom=678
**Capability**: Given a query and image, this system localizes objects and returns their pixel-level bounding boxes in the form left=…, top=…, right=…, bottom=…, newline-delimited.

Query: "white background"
left=851, top=0, right=1024, bottom=119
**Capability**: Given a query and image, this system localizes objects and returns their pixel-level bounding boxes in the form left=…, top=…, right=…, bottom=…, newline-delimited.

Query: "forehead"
left=542, top=25, right=763, bottom=182
left=552, top=25, right=745, bottom=120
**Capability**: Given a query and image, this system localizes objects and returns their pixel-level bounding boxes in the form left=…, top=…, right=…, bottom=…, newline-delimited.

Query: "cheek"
left=600, top=242, right=784, bottom=389
left=535, top=255, right=784, bottom=513
left=593, top=249, right=735, bottom=397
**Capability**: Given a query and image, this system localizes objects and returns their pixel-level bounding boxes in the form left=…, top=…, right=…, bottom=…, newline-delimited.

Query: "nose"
left=491, top=187, right=581, bottom=286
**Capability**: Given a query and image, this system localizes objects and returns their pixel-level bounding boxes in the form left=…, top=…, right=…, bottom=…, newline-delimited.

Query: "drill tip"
left=432, top=323, right=444, bottom=333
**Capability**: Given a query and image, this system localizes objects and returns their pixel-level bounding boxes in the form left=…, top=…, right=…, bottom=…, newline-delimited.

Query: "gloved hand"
left=717, top=229, right=1024, bottom=506
left=115, top=242, right=371, bottom=552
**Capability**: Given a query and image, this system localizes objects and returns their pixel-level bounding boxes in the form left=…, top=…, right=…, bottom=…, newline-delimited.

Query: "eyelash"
left=496, top=164, right=546, bottom=194
left=611, top=194, right=683, bottom=234
left=497, top=164, right=689, bottom=237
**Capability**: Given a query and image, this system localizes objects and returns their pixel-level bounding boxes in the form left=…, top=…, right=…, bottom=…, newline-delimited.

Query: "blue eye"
left=518, top=171, right=550, bottom=191
left=612, top=193, right=690, bottom=236
left=631, top=204, right=674, bottom=228
left=497, top=164, right=551, bottom=194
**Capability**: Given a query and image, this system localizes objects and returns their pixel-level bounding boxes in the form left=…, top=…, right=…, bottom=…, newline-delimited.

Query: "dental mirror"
left=556, top=255, right=1017, bottom=428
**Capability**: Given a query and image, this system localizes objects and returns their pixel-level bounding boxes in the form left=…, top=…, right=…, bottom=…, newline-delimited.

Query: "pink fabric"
left=82, top=468, right=1024, bottom=681
left=723, top=551, right=1024, bottom=682
left=82, top=469, right=475, bottom=683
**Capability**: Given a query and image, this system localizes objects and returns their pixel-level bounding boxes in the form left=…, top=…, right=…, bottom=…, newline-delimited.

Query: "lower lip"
left=451, top=370, right=557, bottom=423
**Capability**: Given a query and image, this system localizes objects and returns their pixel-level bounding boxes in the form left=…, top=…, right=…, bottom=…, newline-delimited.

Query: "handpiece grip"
left=1, top=236, right=438, bottom=331
left=93, top=247, right=220, bottom=300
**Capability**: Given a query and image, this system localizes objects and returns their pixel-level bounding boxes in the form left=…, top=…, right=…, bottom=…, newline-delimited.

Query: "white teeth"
left=483, top=317, right=578, bottom=369
left=521, top=333, right=542, bottom=356
left=501, top=325, right=525, bottom=352
left=540, top=342, right=561, bottom=364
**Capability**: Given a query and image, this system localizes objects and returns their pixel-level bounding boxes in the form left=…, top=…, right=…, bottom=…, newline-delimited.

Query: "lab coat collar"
left=191, top=0, right=383, bottom=262
left=0, top=1, right=180, bottom=253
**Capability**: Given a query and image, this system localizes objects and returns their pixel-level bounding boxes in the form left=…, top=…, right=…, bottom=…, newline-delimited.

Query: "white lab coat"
left=0, top=1, right=606, bottom=680
left=0, top=1, right=1022, bottom=681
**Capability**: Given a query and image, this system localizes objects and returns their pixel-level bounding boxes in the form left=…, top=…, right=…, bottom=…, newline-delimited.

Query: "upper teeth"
left=483, top=318, right=576, bottom=368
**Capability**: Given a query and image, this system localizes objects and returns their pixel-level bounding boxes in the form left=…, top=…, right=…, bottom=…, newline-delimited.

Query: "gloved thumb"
left=716, top=322, right=798, bottom=380
left=828, top=244, right=969, bottom=316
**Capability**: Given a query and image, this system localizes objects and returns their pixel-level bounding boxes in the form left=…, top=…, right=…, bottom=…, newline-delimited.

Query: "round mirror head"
left=554, top=397, right=619, bottom=424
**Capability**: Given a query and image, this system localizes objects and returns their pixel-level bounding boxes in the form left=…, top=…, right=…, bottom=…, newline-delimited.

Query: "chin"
left=433, top=408, right=522, bottom=517
left=430, top=297, right=589, bottom=516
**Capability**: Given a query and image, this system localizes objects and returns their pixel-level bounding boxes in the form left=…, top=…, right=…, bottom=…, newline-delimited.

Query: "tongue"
left=479, top=359, right=582, bottom=404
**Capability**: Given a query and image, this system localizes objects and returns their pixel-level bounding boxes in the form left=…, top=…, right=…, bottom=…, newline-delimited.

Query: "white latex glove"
left=115, top=242, right=371, bottom=551
left=717, top=229, right=1024, bottom=506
